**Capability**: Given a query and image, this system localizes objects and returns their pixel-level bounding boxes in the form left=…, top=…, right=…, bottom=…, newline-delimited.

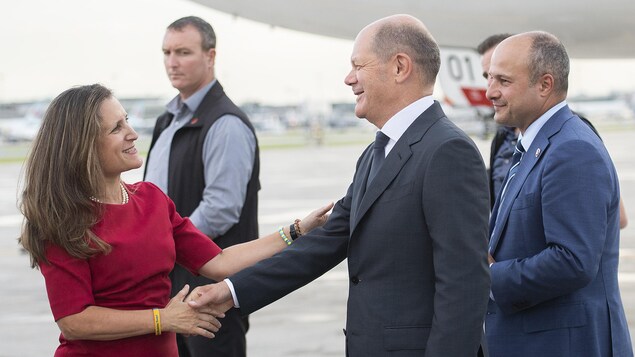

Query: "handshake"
left=187, top=281, right=234, bottom=311
left=162, top=281, right=235, bottom=339
left=159, top=201, right=334, bottom=339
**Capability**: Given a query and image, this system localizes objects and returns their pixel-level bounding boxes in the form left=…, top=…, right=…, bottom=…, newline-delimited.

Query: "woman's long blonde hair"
left=19, top=84, right=114, bottom=268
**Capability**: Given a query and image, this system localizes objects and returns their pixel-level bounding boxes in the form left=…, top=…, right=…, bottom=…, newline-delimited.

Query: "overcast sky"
left=2, top=0, right=635, bottom=106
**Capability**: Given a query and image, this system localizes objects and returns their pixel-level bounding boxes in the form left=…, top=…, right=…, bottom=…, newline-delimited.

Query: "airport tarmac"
left=0, top=123, right=634, bottom=356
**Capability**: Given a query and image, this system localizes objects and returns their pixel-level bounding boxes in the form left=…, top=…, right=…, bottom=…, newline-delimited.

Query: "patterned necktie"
left=367, top=131, right=390, bottom=185
left=499, top=140, right=525, bottom=205
left=491, top=140, right=525, bottom=241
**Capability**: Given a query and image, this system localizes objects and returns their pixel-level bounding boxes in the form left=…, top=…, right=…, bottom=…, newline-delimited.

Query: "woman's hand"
left=298, top=202, right=334, bottom=234
left=161, top=284, right=224, bottom=338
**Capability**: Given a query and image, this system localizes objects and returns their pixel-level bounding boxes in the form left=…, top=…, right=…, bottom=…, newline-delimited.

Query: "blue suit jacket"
left=230, top=102, right=491, bottom=356
left=487, top=105, right=633, bottom=357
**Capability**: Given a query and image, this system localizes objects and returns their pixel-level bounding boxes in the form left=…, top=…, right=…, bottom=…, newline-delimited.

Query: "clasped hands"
left=170, top=203, right=334, bottom=339
left=155, top=284, right=225, bottom=339
left=166, top=282, right=233, bottom=339
left=186, top=281, right=234, bottom=316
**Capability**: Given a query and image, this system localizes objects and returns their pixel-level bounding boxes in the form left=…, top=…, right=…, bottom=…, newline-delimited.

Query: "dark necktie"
left=368, top=131, right=390, bottom=185
left=499, top=140, right=525, bottom=206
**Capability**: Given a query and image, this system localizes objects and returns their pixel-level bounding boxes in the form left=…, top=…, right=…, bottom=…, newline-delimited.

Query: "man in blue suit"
left=485, top=31, right=633, bottom=356
left=190, top=14, right=491, bottom=356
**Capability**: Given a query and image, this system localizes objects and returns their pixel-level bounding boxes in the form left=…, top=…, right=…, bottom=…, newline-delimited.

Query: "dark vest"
left=146, top=82, right=260, bottom=249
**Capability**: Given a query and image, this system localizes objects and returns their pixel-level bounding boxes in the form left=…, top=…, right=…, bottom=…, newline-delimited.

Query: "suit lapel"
left=488, top=136, right=548, bottom=252
left=352, top=141, right=412, bottom=231
left=351, top=102, right=445, bottom=233
left=489, top=106, right=575, bottom=253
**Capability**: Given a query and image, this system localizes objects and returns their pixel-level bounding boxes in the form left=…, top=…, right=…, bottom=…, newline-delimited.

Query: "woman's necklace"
left=89, top=182, right=129, bottom=204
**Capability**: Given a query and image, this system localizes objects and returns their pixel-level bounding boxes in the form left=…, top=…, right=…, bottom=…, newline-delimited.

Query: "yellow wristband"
left=152, top=308, right=161, bottom=336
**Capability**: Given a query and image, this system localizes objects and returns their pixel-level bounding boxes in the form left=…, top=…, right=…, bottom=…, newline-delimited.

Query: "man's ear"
left=538, top=73, right=555, bottom=96
left=394, top=53, right=412, bottom=83
left=207, top=48, right=216, bottom=67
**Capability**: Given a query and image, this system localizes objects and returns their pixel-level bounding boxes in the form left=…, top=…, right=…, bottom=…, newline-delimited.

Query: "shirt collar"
left=380, top=96, right=434, bottom=144
left=166, top=79, right=217, bottom=117
left=518, top=100, right=567, bottom=151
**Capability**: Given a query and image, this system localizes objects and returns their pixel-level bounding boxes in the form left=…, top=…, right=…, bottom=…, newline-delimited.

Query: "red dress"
left=40, top=182, right=222, bottom=356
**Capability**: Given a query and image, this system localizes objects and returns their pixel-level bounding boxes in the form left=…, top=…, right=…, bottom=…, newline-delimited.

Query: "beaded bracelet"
left=278, top=226, right=293, bottom=246
left=294, top=219, right=303, bottom=236
left=289, top=223, right=298, bottom=240
left=152, top=308, right=162, bottom=336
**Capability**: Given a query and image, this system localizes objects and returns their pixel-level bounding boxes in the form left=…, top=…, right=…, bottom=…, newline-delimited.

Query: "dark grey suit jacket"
left=231, top=102, right=491, bottom=356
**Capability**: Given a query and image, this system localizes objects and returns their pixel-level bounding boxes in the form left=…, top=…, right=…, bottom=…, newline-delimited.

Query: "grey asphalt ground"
left=0, top=123, right=634, bottom=356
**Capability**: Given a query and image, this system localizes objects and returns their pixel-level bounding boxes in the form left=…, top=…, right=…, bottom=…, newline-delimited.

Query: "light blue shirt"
left=145, top=80, right=256, bottom=237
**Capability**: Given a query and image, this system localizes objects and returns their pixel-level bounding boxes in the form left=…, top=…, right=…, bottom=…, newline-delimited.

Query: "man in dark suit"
left=190, top=14, right=491, bottom=356
left=144, top=16, right=259, bottom=357
left=485, top=31, right=633, bottom=356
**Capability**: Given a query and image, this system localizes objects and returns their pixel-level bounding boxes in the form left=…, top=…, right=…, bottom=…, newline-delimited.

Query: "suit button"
left=351, top=277, right=360, bottom=284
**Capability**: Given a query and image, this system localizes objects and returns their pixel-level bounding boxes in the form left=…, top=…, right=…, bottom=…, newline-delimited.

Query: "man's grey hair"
left=527, top=31, right=569, bottom=93
left=372, top=21, right=441, bottom=86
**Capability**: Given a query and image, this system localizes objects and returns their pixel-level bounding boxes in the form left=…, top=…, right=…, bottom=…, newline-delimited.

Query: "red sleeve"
left=40, top=244, right=95, bottom=321
left=166, top=197, right=222, bottom=275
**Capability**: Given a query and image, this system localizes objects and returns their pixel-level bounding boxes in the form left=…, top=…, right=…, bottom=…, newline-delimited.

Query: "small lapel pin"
left=535, top=148, right=541, bottom=158
left=190, top=118, right=199, bottom=124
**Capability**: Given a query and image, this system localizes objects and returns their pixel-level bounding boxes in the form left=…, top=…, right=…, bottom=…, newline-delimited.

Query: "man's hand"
left=187, top=281, right=235, bottom=315
left=162, top=284, right=222, bottom=338
left=488, top=253, right=496, bottom=265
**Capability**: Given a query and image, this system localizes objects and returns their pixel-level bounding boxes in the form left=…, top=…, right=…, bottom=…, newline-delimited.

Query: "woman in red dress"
left=19, top=84, right=331, bottom=356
